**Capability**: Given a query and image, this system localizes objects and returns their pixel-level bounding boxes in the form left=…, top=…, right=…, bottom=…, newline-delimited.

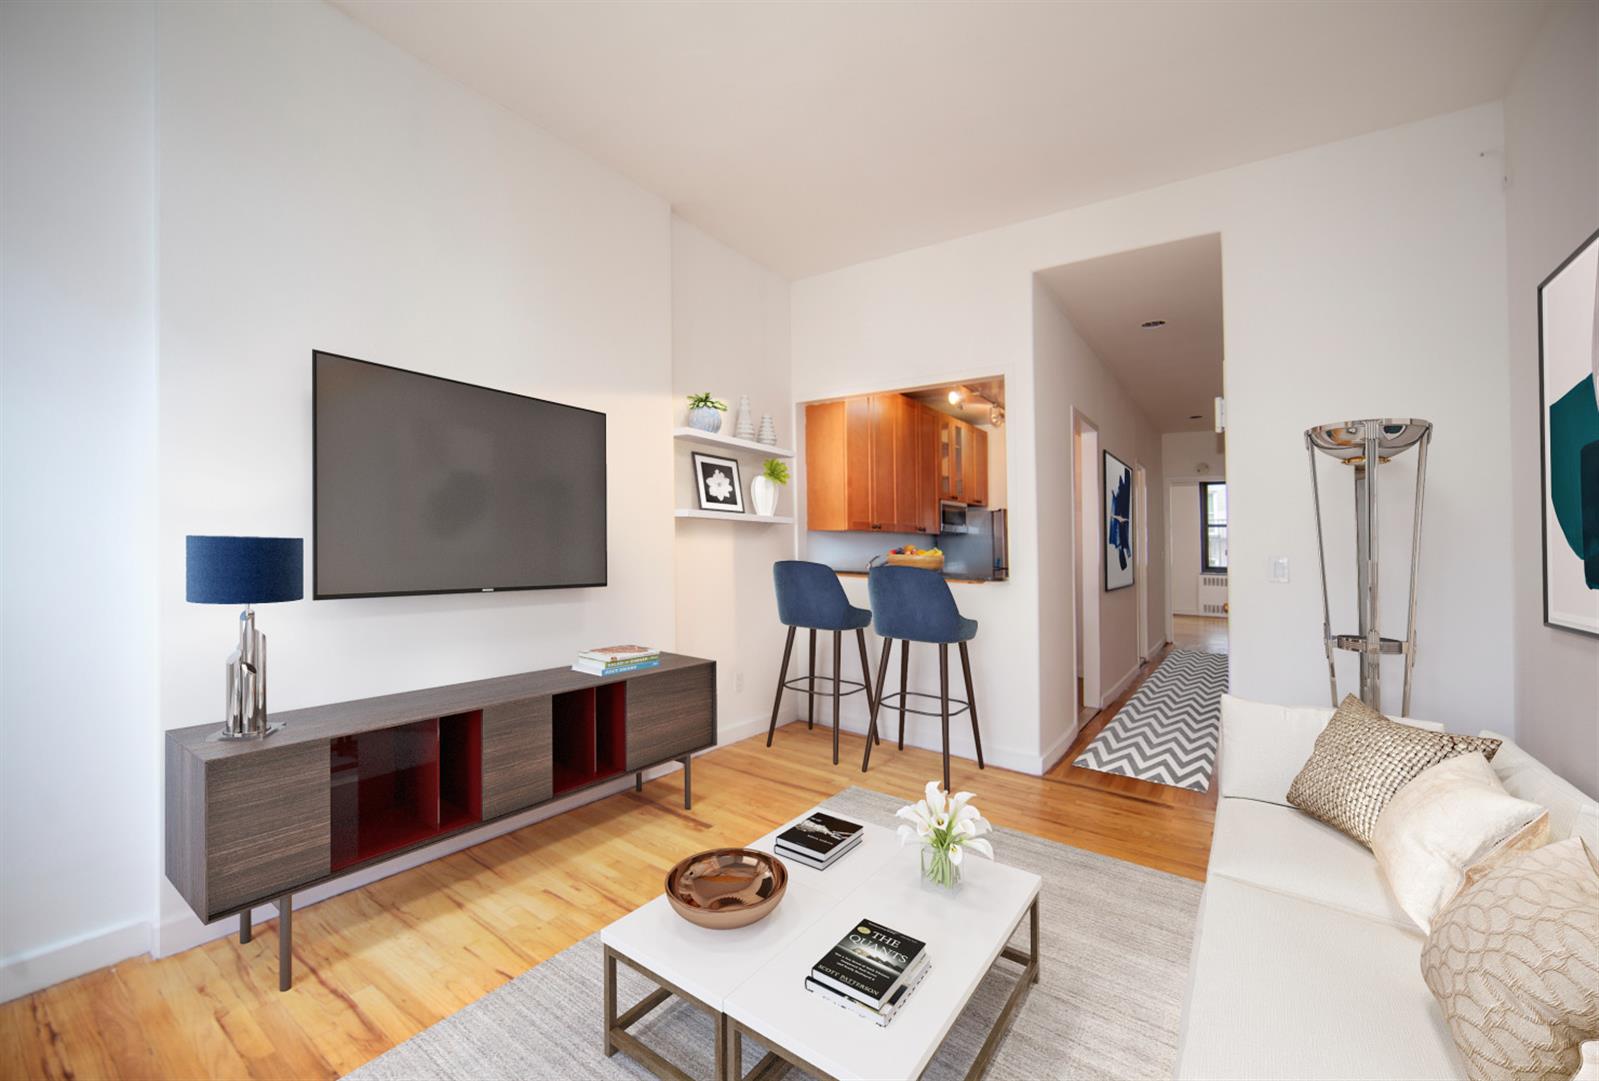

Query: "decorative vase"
left=920, top=844, right=962, bottom=890
left=688, top=406, right=724, bottom=434
left=750, top=474, right=779, bottom=517
left=756, top=415, right=777, bottom=445
left=734, top=396, right=756, bottom=440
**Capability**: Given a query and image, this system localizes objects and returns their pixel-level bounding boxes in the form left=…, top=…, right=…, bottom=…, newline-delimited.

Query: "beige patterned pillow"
left=1421, top=838, right=1599, bottom=1081
left=1286, top=694, right=1500, bottom=845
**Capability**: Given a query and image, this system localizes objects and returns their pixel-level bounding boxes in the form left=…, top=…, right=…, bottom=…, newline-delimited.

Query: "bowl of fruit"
left=886, top=545, right=944, bottom=571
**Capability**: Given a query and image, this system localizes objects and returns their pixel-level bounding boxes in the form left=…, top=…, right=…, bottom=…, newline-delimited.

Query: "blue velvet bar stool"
left=767, top=561, right=879, bottom=765
left=861, top=564, right=985, bottom=793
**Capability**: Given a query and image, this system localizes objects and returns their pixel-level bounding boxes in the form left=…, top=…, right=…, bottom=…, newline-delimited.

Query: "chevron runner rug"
left=1072, top=650, right=1228, bottom=792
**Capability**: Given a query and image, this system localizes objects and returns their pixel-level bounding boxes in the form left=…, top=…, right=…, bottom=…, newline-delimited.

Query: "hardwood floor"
left=1, top=650, right=1215, bottom=1080
left=1172, top=614, right=1229, bottom=654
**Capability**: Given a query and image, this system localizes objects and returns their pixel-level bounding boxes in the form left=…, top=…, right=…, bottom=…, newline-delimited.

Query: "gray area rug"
left=346, top=786, right=1201, bottom=1081
left=1073, top=650, right=1228, bottom=792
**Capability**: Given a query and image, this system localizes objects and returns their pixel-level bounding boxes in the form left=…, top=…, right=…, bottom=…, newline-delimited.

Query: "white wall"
left=670, top=216, right=795, bottom=746
left=1034, top=284, right=1165, bottom=739
left=795, top=103, right=1515, bottom=732
left=1503, top=0, right=1599, bottom=792
left=1, top=0, right=711, bottom=997
left=0, top=1, right=161, bottom=1001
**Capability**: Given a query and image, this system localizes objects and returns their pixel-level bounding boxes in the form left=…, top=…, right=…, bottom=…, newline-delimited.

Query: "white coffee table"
left=600, top=807, right=1041, bottom=1081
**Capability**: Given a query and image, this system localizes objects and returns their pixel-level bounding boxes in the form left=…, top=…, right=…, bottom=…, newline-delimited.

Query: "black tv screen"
left=313, top=351, right=606, bottom=598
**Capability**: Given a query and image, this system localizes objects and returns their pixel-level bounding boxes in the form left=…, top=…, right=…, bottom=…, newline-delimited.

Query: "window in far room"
left=1201, top=481, right=1227, bottom=573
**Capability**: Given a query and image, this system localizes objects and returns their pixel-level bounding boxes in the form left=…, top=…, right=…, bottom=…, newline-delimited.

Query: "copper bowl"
left=665, top=848, right=788, bottom=929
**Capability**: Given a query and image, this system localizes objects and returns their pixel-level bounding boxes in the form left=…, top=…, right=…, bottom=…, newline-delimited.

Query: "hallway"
left=1172, top=614, right=1228, bottom=654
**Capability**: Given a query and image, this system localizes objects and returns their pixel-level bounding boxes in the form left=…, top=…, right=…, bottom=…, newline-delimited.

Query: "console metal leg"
left=767, top=625, right=796, bottom=747
left=682, top=755, right=692, bottom=810
left=239, top=908, right=252, bottom=944
left=635, top=771, right=643, bottom=793
left=275, top=894, right=292, bottom=991
left=960, top=640, right=985, bottom=770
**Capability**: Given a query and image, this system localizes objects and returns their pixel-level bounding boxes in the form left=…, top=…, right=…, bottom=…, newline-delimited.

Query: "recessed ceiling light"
left=1140, top=319, right=1167, bottom=329
left=947, top=389, right=964, bottom=405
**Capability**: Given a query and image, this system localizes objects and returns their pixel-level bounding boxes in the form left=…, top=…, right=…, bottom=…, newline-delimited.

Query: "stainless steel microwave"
left=939, top=500, right=973, bottom=534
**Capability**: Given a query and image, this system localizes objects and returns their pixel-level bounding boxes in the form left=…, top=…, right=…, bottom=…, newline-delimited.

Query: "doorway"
left=1073, top=410, right=1101, bottom=722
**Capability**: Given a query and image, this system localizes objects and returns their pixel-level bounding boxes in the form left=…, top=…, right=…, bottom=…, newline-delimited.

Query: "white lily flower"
left=961, top=836, right=995, bottom=861
left=948, top=844, right=964, bottom=865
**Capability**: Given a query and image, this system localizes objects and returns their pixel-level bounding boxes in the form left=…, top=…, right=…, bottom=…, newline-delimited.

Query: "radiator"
left=1199, top=574, right=1229, bottom=616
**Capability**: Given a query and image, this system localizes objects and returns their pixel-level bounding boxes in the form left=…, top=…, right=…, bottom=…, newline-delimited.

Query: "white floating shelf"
left=672, top=427, right=794, bottom=458
left=674, top=509, right=795, bottom=524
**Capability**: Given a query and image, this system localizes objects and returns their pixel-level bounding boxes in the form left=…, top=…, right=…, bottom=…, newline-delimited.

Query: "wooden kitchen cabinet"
left=968, top=425, right=988, bottom=506
left=807, top=394, right=938, bottom=533
left=916, top=404, right=939, bottom=533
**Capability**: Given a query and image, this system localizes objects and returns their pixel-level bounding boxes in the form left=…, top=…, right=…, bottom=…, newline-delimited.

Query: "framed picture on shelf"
left=692, top=452, right=745, bottom=513
left=1103, top=450, right=1133, bottom=591
left=1537, top=226, right=1599, bottom=637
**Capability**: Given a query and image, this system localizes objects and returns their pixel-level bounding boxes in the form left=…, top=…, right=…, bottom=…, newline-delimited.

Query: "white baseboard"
left=1038, top=721, right=1082, bottom=774
left=0, top=919, right=150, bottom=1004
left=1103, top=662, right=1142, bottom=705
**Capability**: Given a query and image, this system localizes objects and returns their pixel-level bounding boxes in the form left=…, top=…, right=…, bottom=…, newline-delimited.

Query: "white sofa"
left=1174, top=695, right=1599, bottom=1081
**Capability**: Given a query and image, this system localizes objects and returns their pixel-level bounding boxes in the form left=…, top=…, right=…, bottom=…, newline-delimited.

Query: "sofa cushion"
left=1219, top=693, right=1442, bottom=807
left=1287, top=695, right=1500, bottom=845
left=1372, top=753, right=1548, bottom=932
left=1210, top=795, right=1421, bottom=929
left=1479, top=730, right=1599, bottom=848
left=1176, top=875, right=1464, bottom=1080
left=1421, top=838, right=1599, bottom=1081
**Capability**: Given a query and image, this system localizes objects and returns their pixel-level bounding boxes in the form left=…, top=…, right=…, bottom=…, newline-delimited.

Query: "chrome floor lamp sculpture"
left=1305, top=419, right=1433, bottom=715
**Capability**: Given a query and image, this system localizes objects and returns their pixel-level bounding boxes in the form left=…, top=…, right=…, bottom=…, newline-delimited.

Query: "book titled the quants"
left=809, top=918, right=928, bottom=1009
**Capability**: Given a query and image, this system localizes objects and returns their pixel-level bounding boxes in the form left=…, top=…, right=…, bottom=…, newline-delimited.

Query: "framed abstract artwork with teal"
left=1538, top=226, right=1599, bottom=638
left=1103, top=450, right=1133, bottom=591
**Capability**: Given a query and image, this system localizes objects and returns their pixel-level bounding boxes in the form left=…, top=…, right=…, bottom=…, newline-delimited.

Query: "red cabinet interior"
left=329, top=711, right=483, bottom=871
left=553, top=684, right=627, bottom=794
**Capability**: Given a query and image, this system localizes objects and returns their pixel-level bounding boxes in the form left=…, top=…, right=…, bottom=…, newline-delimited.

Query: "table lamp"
left=186, top=535, right=304, bottom=740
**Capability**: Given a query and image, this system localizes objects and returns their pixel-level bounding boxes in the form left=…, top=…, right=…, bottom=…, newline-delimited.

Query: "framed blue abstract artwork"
left=1538, top=226, right=1599, bottom=638
left=1103, top=450, right=1133, bottom=591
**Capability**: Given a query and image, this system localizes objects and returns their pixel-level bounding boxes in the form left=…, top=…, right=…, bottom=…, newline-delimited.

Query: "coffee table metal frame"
left=723, top=894, right=1039, bottom=1081
left=605, top=893, right=1040, bottom=1081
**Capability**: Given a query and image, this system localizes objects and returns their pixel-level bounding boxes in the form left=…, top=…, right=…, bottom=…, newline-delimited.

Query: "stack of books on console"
left=773, top=811, right=864, bottom=870
left=804, top=918, right=930, bottom=1027
left=572, top=645, right=660, bottom=677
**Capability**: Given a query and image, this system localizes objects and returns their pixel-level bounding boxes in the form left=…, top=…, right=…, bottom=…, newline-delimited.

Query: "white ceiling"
left=331, top=0, right=1547, bottom=279
left=1038, top=234, right=1223, bottom=434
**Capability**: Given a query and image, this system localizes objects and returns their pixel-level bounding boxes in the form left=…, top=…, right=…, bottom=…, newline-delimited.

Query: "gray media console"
left=165, top=653, right=716, bottom=989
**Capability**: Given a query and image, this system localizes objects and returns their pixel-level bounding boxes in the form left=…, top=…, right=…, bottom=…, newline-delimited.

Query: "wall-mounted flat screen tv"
left=313, top=350, right=606, bottom=598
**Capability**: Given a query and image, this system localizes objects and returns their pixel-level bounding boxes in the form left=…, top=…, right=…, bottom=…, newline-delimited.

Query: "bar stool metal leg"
left=854, top=628, right=880, bottom=742
left=938, top=643, right=952, bottom=793
left=831, top=631, right=843, bottom=764
left=862, top=637, right=893, bottom=772
left=767, top=625, right=797, bottom=747
left=898, top=639, right=910, bottom=750
left=807, top=629, right=817, bottom=730
left=959, top=640, right=985, bottom=770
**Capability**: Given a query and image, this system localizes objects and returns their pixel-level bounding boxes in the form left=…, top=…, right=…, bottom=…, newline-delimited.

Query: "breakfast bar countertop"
left=832, top=567, right=1001, bottom=584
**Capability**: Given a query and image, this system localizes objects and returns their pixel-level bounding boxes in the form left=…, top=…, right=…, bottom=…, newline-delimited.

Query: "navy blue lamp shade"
left=185, top=536, right=304, bottom=605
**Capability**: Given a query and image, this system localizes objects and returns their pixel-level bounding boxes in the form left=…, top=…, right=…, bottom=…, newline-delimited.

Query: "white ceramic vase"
left=756, top=415, right=777, bottom=445
left=734, top=396, right=756, bottom=440
left=687, top=406, right=723, bottom=433
left=750, top=475, right=779, bottom=517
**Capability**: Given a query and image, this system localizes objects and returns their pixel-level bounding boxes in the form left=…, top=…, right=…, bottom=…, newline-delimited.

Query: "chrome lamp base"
left=212, top=606, right=280, bottom=740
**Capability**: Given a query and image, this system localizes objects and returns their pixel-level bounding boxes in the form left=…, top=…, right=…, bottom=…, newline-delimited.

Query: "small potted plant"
left=896, top=781, right=994, bottom=890
left=686, top=392, right=728, bottom=433
left=750, top=458, right=788, bottom=516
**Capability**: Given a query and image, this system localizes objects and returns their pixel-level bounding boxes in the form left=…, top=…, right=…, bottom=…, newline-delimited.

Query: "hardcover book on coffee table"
left=809, top=918, right=928, bottom=1009
left=774, top=812, right=864, bottom=868
left=804, top=955, right=930, bottom=1026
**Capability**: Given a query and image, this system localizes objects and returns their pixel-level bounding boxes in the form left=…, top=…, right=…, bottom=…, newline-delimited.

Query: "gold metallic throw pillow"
left=1421, top=839, right=1599, bottom=1081
left=1286, top=694, right=1501, bottom=845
